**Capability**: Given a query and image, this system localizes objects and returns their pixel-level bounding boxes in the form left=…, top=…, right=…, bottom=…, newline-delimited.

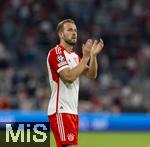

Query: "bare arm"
left=59, top=39, right=93, bottom=83
left=83, top=39, right=104, bottom=79
left=83, top=55, right=98, bottom=79
left=59, top=57, right=89, bottom=83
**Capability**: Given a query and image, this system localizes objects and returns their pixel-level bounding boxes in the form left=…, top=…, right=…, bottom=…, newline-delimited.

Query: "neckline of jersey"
left=58, top=44, right=74, bottom=54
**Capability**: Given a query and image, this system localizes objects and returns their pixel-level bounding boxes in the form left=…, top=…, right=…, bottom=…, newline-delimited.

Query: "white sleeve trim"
left=57, top=65, right=70, bottom=73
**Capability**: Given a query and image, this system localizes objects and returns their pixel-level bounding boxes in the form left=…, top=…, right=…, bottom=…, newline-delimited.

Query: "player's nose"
left=72, top=32, right=76, bottom=36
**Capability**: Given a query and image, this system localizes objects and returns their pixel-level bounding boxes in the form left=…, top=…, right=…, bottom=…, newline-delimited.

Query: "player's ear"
left=58, top=32, right=63, bottom=39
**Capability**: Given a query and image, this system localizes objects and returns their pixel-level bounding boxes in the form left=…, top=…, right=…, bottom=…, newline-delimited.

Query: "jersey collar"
left=58, top=44, right=74, bottom=54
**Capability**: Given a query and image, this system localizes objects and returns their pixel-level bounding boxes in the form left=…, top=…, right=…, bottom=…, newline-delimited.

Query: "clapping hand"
left=82, top=39, right=93, bottom=58
left=91, top=39, right=104, bottom=56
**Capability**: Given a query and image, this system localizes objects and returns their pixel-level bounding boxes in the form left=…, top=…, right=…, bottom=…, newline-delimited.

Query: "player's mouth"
left=72, top=37, right=77, bottom=40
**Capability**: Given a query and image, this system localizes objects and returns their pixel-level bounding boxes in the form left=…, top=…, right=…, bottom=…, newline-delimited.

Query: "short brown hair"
left=57, top=19, right=75, bottom=33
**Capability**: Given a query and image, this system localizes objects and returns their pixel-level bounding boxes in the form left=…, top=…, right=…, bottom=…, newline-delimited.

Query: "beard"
left=64, top=39, right=76, bottom=46
left=63, top=34, right=77, bottom=46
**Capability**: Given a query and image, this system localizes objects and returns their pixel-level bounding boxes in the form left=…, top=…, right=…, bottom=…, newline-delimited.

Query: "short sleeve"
left=48, top=49, right=69, bottom=73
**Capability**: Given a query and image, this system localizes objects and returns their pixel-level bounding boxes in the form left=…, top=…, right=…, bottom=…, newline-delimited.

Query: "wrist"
left=81, top=56, right=89, bottom=64
left=90, top=53, right=97, bottom=58
left=82, top=56, right=89, bottom=61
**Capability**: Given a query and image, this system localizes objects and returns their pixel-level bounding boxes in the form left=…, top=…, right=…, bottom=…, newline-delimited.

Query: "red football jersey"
left=47, top=45, right=80, bottom=115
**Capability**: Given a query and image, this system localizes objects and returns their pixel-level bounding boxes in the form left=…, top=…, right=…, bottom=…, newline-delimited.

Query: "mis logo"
left=2, top=122, right=50, bottom=146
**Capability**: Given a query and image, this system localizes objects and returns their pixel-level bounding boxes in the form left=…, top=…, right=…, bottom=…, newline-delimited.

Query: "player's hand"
left=82, top=39, right=93, bottom=58
left=91, top=39, right=104, bottom=56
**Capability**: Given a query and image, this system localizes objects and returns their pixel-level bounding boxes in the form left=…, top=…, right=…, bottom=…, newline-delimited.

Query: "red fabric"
left=49, top=113, right=78, bottom=147
left=48, top=46, right=68, bottom=73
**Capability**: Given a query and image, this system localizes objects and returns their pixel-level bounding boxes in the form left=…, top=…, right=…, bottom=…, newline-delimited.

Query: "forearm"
left=60, top=57, right=89, bottom=83
left=87, top=55, right=98, bottom=79
left=69, top=57, right=89, bottom=78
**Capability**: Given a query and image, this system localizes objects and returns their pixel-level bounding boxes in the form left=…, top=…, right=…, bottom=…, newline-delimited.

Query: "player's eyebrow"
left=67, top=27, right=77, bottom=32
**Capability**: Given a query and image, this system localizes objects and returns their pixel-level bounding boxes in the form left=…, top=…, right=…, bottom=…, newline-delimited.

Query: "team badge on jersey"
left=57, top=55, right=64, bottom=62
left=67, top=133, right=74, bottom=141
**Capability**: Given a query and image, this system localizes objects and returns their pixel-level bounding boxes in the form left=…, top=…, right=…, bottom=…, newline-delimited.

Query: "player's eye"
left=67, top=28, right=73, bottom=31
left=67, top=28, right=77, bottom=33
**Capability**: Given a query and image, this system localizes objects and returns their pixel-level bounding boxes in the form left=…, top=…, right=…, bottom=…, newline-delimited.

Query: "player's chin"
left=72, top=42, right=76, bottom=45
left=70, top=42, right=76, bottom=46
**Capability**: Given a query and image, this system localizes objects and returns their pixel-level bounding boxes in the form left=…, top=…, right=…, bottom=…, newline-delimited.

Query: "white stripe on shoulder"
left=46, top=50, right=51, bottom=66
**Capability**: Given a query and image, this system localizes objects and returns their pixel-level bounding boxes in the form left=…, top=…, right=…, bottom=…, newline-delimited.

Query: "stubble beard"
left=64, top=39, right=76, bottom=46
left=63, top=34, right=77, bottom=46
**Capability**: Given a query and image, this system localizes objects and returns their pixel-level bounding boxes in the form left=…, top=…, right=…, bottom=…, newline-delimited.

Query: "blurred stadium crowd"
left=0, top=0, right=150, bottom=113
